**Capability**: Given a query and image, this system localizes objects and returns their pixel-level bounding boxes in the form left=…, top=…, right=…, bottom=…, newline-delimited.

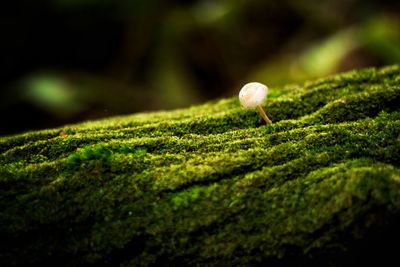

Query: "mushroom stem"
left=256, top=105, right=272, bottom=124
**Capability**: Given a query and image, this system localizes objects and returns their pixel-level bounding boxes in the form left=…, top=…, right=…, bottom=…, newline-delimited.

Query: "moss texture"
left=1, top=65, right=400, bottom=266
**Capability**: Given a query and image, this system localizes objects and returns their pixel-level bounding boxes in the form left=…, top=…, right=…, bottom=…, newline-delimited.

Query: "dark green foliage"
left=1, top=65, right=400, bottom=266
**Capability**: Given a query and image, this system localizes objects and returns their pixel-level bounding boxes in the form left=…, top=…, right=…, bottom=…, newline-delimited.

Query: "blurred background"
left=1, top=0, right=399, bottom=135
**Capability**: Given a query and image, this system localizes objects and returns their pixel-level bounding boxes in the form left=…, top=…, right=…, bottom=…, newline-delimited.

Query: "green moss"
left=1, top=65, right=400, bottom=266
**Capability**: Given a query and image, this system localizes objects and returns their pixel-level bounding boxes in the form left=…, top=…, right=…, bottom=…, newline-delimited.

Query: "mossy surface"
left=1, top=65, right=400, bottom=266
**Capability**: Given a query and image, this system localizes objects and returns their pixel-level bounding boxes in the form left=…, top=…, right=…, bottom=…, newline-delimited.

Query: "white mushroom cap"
left=239, top=82, right=268, bottom=108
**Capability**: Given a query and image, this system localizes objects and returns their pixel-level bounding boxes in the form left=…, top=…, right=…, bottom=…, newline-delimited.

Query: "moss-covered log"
left=1, top=65, right=400, bottom=266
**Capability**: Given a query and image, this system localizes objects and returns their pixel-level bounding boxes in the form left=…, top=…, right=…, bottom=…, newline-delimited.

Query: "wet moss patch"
left=1, top=65, right=400, bottom=266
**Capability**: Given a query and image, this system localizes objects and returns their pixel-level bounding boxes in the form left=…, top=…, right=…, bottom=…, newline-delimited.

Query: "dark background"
left=1, top=0, right=399, bottom=135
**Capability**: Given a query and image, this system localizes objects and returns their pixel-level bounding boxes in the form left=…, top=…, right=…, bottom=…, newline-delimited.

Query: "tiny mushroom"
left=239, top=82, right=272, bottom=124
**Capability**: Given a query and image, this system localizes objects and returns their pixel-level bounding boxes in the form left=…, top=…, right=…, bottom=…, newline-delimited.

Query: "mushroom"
left=239, top=82, right=272, bottom=124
